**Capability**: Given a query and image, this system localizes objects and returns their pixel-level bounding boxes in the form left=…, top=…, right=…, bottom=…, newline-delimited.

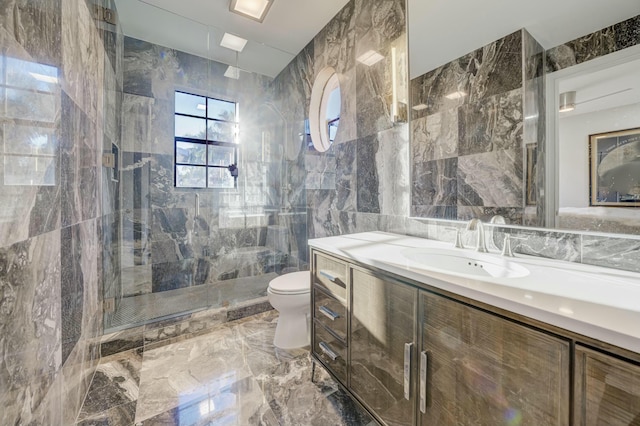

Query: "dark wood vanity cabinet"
left=419, top=291, right=571, bottom=426
left=309, top=248, right=640, bottom=426
left=575, top=345, right=640, bottom=425
left=350, top=268, right=418, bottom=426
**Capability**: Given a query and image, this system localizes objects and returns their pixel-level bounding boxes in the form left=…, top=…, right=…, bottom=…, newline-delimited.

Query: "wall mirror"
left=407, top=0, right=640, bottom=236
left=309, top=67, right=341, bottom=152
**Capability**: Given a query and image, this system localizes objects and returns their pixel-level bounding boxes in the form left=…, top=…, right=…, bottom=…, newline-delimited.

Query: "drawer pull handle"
left=319, top=342, right=339, bottom=361
left=319, top=270, right=338, bottom=282
left=420, top=350, right=428, bottom=413
left=319, top=305, right=340, bottom=321
left=404, top=342, right=413, bottom=400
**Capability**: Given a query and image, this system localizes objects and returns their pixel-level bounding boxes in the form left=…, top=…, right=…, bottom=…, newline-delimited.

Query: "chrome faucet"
left=466, top=218, right=488, bottom=253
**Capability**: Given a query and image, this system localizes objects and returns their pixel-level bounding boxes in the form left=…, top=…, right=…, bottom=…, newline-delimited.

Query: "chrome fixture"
left=445, top=227, right=464, bottom=249
left=559, top=91, right=576, bottom=112
left=466, top=219, right=487, bottom=253
left=489, top=215, right=506, bottom=224
left=501, top=234, right=527, bottom=257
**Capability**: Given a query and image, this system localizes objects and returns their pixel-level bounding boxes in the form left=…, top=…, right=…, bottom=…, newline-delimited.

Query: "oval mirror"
left=309, top=67, right=341, bottom=152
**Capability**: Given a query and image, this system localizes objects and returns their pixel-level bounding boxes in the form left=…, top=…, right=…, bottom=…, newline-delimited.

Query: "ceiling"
left=114, top=0, right=640, bottom=79
left=559, top=55, right=640, bottom=118
left=114, top=0, right=349, bottom=78
left=409, top=0, right=640, bottom=78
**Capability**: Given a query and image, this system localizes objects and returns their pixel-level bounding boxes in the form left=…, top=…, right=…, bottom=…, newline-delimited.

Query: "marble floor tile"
left=78, top=311, right=375, bottom=426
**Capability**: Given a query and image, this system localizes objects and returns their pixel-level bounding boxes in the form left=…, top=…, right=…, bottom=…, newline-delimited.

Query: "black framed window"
left=174, top=91, right=238, bottom=188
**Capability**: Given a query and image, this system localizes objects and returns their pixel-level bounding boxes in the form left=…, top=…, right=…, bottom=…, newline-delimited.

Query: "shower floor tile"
left=77, top=311, right=376, bottom=426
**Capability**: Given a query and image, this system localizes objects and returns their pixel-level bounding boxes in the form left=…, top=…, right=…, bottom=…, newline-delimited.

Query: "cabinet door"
left=575, top=345, right=640, bottom=425
left=350, top=268, right=417, bottom=426
left=419, top=291, right=570, bottom=426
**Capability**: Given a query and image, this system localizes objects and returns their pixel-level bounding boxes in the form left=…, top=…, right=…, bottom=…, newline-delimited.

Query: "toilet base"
left=273, top=311, right=309, bottom=349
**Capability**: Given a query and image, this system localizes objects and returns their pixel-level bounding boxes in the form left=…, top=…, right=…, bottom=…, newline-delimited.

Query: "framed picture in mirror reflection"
left=589, top=128, right=640, bottom=206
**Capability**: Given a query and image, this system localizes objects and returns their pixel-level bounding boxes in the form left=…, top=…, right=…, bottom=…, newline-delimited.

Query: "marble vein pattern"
left=357, top=134, right=380, bottom=213
left=457, top=148, right=523, bottom=208
left=546, top=14, right=640, bottom=72
left=0, top=231, right=62, bottom=426
left=411, top=109, right=459, bottom=162
left=80, top=311, right=375, bottom=425
left=62, top=0, right=104, bottom=122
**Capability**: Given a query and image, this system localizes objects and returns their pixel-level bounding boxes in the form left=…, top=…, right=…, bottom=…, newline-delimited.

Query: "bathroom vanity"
left=309, top=232, right=640, bottom=426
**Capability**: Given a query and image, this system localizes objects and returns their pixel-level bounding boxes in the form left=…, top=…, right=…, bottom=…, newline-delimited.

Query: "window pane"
left=4, top=155, right=56, bottom=186
left=208, top=145, right=235, bottom=166
left=175, top=92, right=206, bottom=117
left=208, top=98, right=235, bottom=122
left=5, top=88, right=57, bottom=123
left=207, top=120, right=236, bottom=143
left=175, top=115, right=206, bottom=139
left=4, top=124, right=57, bottom=155
left=176, top=141, right=206, bottom=165
left=7, top=57, right=59, bottom=93
left=176, top=165, right=206, bottom=188
left=208, top=167, right=234, bottom=188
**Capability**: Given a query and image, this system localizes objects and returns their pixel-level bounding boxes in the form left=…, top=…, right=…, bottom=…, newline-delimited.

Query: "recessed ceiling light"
left=412, top=103, right=428, bottom=111
left=197, top=104, right=206, bottom=111
left=224, top=66, right=241, bottom=79
left=356, top=50, right=385, bottom=67
left=445, top=91, right=467, bottom=100
left=229, top=0, right=274, bottom=23
left=220, top=33, right=248, bottom=52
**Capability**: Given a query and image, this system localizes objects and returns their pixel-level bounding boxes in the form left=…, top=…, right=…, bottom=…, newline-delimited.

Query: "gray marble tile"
left=0, top=231, right=61, bottom=426
left=314, top=1, right=356, bottom=75
left=123, top=37, right=177, bottom=100
left=355, top=48, right=393, bottom=139
left=76, top=401, right=136, bottom=426
left=77, top=351, right=142, bottom=420
left=60, top=92, right=98, bottom=227
left=0, top=0, right=62, bottom=67
left=378, top=124, right=409, bottom=216
left=457, top=149, right=523, bottom=208
left=412, top=157, right=458, bottom=207
left=332, top=140, right=357, bottom=211
left=357, top=134, right=380, bottom=213
left=121, top=94, right=173, bottom=155
left=412, top=109, right=458, bottom=162
left=135, top=325, right=254, bottom=423
left=101, top=328, right=145, bottom=357
left=458, top=89, right=523, bottom=156
left=61, top=0, right=104, bottom=121
left=411, top=31, right=522, bottom=118
left=547, top=14, right=640, bottom=72
left=457, top=206, right=523, bottom=224
left=581, top=234, right=640, bottom=273
left=495, top=227, right=582, bottom=262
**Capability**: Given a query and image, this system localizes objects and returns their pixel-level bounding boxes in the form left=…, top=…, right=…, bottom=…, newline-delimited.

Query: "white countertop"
left=308, top=232, right=640, bottom=353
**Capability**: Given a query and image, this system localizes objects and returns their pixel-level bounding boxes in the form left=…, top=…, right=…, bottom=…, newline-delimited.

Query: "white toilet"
left=267, top=271, right=311, bottom=349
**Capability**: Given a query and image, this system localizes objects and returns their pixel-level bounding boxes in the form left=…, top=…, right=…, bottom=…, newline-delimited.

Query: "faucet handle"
left=501, top=235, right=527, bottom=257
left=445, top=227, right=464, bottom=249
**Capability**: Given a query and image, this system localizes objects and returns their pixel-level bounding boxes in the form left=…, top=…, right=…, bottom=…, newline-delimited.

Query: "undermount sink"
left=401, top=247, right=530, bottom=279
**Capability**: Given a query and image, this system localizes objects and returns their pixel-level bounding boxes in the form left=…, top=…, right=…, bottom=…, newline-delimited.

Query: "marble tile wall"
left=0, top=0, right=121, bottom=423
left=270, top=0, right=409, bottom=240
left=410, top=30, right=532, bottom=223
left=546, top=14, right=640, bottom=73
left=118, top=35, right=304, bottom=318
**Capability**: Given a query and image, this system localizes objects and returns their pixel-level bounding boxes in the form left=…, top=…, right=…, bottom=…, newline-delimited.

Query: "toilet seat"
left=267, top=271, right=310, bottom=295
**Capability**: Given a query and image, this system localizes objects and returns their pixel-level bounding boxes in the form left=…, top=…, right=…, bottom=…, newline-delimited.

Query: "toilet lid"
left=268, top=271, right=310, bottom=295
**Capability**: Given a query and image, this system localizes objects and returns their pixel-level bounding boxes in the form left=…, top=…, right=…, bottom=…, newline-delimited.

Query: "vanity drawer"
left=313, top=320, right=347, bottom=384
left=313, top=252, right=347, bottom=301
left=313, top=286, right=347, bottom=341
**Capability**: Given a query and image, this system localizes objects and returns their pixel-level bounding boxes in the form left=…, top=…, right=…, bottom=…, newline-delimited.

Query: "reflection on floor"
left=77, top=311, right=375, bottom=425
left=106, top=274, right=278, bottom=331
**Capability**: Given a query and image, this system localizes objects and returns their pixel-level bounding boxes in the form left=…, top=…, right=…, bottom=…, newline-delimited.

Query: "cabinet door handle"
left=318, top=305, right=340, bottom=320
left=420, top=350, right=428, bottom=413
left=319, top=270, right=338, bottom=282
left=404, top=342, right=413, bottom=400
left=319, top=342, right=339, bottom=361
